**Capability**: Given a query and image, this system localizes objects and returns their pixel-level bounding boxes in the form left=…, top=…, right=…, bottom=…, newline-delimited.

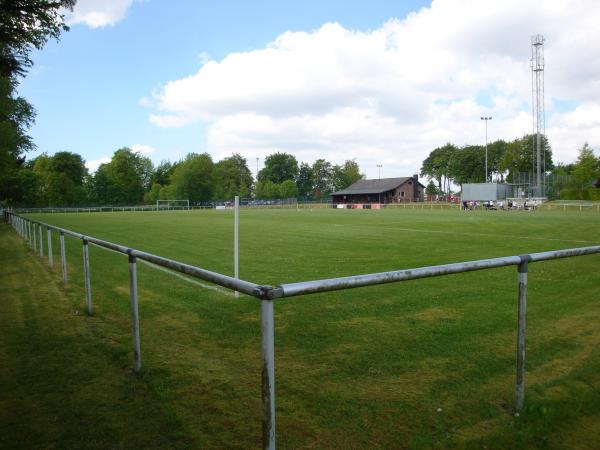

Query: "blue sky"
left=19, top=0, right=600, bottom=178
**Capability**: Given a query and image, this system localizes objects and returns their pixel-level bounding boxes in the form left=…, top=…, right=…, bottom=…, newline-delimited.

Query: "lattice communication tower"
left=531, top=34, right=545, bottom=196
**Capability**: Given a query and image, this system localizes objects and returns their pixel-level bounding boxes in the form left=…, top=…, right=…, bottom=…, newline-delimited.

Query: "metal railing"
left=4, top=211, right=600, bottom=450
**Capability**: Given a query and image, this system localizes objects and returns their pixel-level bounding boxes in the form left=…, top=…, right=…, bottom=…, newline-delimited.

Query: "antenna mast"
left=531, top=34, right=545, bottom=196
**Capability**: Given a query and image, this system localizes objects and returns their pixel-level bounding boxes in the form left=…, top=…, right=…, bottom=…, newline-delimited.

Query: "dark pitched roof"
left=332, top=177, right=424, bottom=195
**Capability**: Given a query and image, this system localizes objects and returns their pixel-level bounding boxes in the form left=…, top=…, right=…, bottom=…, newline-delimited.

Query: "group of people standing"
left=461, top=199, right=539, bottom=211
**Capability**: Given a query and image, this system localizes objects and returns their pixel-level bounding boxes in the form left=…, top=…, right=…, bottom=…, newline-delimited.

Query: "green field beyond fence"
left=2, top=208, right=600, bottom=449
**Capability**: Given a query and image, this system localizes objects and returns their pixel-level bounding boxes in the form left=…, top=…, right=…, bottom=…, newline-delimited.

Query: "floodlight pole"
left=481, top=117, right=492, bottom=183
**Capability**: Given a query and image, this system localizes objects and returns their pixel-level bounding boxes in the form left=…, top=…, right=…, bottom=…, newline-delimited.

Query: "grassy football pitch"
left=2, top=207, right=599, bottom=449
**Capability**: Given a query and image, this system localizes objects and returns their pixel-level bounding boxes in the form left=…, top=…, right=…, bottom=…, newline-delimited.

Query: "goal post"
left=156, top=199, right=190, bottom=210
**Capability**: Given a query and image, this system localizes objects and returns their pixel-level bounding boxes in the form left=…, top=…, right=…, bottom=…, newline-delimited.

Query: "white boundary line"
left=89, top=242, right=236, bottom=297
left=139, top=259, right=236, bottom=297
left=388, top=227, right=597, bottom=244
left=335, top=224, right=597, bottom=244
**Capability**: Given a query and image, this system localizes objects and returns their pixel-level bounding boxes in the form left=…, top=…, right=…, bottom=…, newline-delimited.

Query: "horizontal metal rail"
left=274, top=245, right=600, bottom=298
left=7, top=212, right=600, bottom=300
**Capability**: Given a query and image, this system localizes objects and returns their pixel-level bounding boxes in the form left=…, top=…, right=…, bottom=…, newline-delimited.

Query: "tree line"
left=0, top=2, right=361, bottom=208
left=4, top=147, right=364, bottom=207
left=1, top=0, right=76, bottom=206
left=421, top=134, right=600, bottom=199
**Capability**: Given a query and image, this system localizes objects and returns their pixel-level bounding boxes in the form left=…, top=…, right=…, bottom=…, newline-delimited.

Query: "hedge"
left=560, top=188, right=600, bottom=201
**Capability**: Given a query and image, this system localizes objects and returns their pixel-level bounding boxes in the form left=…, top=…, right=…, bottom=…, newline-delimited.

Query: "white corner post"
left=516, top=256, right=529, bottom=411
left=261, top=297, right=276, bottom=450
left=234, top=195, right=240, bottom=298
left=129, top=254, right=141, bottom=373
left=82, top=239, right=92, bottom=315
left=47, top=226, right=53, bottom=269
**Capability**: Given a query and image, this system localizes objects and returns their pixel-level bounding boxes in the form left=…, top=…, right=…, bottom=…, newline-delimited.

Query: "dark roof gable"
left=332, top=177, right=424, bottom=196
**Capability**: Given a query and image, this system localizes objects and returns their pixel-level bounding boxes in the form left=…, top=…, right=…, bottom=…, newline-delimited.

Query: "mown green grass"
left=2, top=207, right=600, bottom=449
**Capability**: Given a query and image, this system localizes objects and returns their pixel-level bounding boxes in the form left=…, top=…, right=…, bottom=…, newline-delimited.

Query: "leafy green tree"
left=0, top=0, right=76, bottom=205
left=170, top=153, right=214, bottom=203
left=279, top=179, right=298, bottom=198
left=296, top=162, right=314, bottom=199
left=425, top=180, right=439, bottom=197
left=159, top=184, right=176, bottom=200
left=486, top=139, right=508, bottom=182
left=255, top=180, right=280, bottom=199
left=331, top=159, right=362, bottom=191
left=151, top=160, right=176, bottom=186
left=0, top=0, right=76, bottom=78
left=44, top=151, right=87, bottom=205
left=498, top=134, right=553, bottom=183
left=258, top=152, right=298, bottom=184
left=312, top=159, right=333, bottom=198
left=448, top=145, right=485, bottom=186
left=92, top=148, right=153, bottom=205
left=0, top=76, right=36, bottom=204
left=571, top=143, right=599, bottom=189
left=144, top=182, right=162, bottom=203
left=213, top=153, right=253, bottom=200
left=420, top=143, right=457, bottom=195
left=14, top=160, right=39, bottom=205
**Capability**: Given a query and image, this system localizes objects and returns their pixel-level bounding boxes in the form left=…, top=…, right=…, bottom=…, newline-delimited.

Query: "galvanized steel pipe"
left=82, top=239, right=92, bottom=316
left=47, top=227, right=53, bottom=269
left=129, top=254, right=142, bottom=373
left=38, top=224, right=43, bottom=257
left=260, top=299, right=276, bottom=450
left=515, top=257, right=529, bottom=410
left=60, top=231, right=67, bottom=283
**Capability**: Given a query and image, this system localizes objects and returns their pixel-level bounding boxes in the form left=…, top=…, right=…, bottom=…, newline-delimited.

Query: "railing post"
left=47, top=226, right=53, bottom=269
left=38, top=224, right=43, bottom=257
left=234, top=195, right=239, bottom=298
left=60, top=231, right=68, bottom=283
left=82, top=239, right=92, bottom=315
left=129, top=254, right=141, bottom=373
left=32, top=223, right=37, bottom=251
left=260, top=298, right=276, bottom=450
left=516, top=255, right=530, bottom=411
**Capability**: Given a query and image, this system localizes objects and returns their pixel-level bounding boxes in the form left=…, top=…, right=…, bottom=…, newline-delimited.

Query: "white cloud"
left=131, top=144, right=156, bottom=155
left=67, top=0, right=135, bottom=28
left=85, top=156, right=111, bottom=173
left=149, top=0, right=600, bottom=178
